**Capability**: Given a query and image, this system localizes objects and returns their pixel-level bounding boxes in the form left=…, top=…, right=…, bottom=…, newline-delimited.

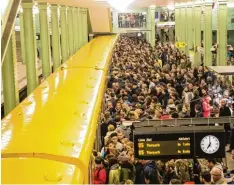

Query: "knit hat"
left=118, top=151, right=129, bottom=162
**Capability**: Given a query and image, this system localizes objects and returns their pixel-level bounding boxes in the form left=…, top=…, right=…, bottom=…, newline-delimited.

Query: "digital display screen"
left=134, top=133, right=194, bottom=159
left=134, top=129, right=225, bottom=159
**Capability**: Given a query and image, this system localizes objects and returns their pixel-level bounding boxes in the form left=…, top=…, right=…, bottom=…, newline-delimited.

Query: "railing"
left=1, top=0, right=22, bottom=63
left=133, top=117, right=234, bottom=128
left=1, top=2, right=90, bottom=117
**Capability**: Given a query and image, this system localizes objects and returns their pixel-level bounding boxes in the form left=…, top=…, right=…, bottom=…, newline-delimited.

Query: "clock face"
left=200, top=135, right=220, bottom=154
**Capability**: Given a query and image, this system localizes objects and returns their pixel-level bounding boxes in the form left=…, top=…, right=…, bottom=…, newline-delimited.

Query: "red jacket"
left=202, top=98, right=211, bottom=118
left=93, top=168, right=106, bottom=184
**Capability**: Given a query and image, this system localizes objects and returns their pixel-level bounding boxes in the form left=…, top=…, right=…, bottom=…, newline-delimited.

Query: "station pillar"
left=149, top=6, right=156, bottom=48
left=22, top=0, right=38, bottom=94
left=60, top=6, right=69, bottom=63
left=51, top=4, right=61, bottom=70
left=38, top=3, right=51, bottom=78
left=194, top=2, right=202, bottom=67
left=146, top=8, right=151, bottom=44
left=2, top=32, right=19, bottom=115
left=180, top=4, right=186, bottom=53
left=204, top=0, right=213, bottom=66
left=19, top=10, right=26, bottom=64
left=73, top=8, right=79, bottom=51
left=186, top=3, right=193, bottom=51
left=112, top=11, right=118, bottom=33
left=67, top=6, right=74, bottom=55
left=83, top=9, right=88, bottom=45
left=175, top=5, right=180, bottom=42
left=217, top=0, right=228, bottom=66
left=80, top=8, right=88, bottom=46
left=77, top=8, right=82, bottom=49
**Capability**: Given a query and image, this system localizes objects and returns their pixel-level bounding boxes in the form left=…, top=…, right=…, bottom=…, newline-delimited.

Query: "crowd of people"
left=92, top=35, right=234, bottom=184
left=118, top=13, right=147, bottom=28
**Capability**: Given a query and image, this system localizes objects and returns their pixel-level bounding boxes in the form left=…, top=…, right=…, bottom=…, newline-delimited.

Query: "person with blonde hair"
left=125, top=179, right=133, bottom=184
left=104, top=125, right=115, bottom=145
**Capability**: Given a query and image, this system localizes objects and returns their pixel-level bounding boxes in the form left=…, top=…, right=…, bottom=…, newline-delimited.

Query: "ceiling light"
left=167, top=5, right=174, bottom=10
left=107, top=0, right=135, bottom=11
left=227, top=2, right=234, bottom=8
left=33, top=5, right=39, bottom=14
left=149, top=5, right=156, bottom=8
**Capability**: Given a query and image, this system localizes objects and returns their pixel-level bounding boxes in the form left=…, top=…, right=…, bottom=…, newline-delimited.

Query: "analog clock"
left=200, top=135, right=220, bottom=154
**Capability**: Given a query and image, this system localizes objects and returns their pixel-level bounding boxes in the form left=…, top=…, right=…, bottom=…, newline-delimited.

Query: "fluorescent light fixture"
left=227, top=2, right=234, bottom=8
left=19, top=6, right=23, bottom=13
left=167, top=5, right=174, bottom=10
left=149, top=4, right=156, bottom=8
left=33, top=5, right=39, bottom=14
left=107, top=0, right=135, bottom=11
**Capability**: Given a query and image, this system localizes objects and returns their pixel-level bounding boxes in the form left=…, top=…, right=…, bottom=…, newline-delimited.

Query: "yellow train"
left=1, top=35, right=118, bottom=184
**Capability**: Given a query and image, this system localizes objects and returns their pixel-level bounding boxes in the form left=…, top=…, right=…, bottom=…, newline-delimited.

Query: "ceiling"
left=36, top=0, right=191, bottom=8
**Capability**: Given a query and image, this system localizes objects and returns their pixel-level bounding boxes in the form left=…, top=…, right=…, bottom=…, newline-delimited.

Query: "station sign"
left=134, top=128, right=225, bottom=159
left=175, top=42, right=186, bottom=48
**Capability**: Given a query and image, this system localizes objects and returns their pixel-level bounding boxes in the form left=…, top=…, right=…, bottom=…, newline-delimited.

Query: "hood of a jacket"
left=144, top=160, right=157, bottom=173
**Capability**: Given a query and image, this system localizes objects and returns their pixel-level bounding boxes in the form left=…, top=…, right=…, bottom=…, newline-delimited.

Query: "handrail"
left=133, top=116, right=234, bottom=128
left=1, top=0, right=22, bottom=63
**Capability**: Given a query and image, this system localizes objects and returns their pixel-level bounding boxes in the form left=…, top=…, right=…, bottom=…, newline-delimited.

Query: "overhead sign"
left=175, top=42, right=186, bottom=48
left=134, top=128, right=225, bottom=159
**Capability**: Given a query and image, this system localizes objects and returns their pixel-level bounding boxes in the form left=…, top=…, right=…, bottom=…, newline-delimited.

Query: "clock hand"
left=207, top=142, right=211, bottom=149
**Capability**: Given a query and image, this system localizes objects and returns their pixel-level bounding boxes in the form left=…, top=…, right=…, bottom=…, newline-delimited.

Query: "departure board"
left=134, top=133, right=194, bottom=159
left=133, top=127, right=225, bottom=159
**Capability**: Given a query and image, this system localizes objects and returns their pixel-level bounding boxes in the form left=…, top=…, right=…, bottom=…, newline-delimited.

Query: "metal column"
left=217, top=0, right=227, bottom=66
left=180, top=5, right=186, bottom=53
left=83, top=9, right=88, bottom=44
left=175, top=5, right=180, bottom=42
left=22, top=1, right=38, bottom=94
left=2, top=32, right=19, bottom=115
left=194, top=2, right=202, bottom=67
left=147, top=8, right=152, bottom=44
left=38, top=3, right=51, bottom=78
left=186, top=3, right=193, bottom=50
left=80, top=8, right=86, bottom=46
left=51, top=4, right=61, bottom=70
left=150, top=6, right=155, bottom=47
left=60, top=5, right=69, bottom=63
left=67, top=6, right=74, bottom=55
left=204, top=0, right=213, bottom=66
left=19, top=10, right=26, bottom=64
left=77, top=8, right=82, bottom=49
left=73, top=8, right=79, bottom=51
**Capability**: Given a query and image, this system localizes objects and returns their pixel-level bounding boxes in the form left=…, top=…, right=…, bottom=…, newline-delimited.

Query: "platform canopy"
left=208, top=66, right=234, bottom=75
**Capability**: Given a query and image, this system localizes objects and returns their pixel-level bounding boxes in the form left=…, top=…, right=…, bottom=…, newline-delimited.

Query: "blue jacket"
left=140, top=161, right=157, bottom=184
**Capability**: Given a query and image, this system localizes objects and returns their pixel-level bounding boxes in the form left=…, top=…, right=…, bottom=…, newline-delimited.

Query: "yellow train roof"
left=1, top=68, right=104, bottom=165
left=59, top=35, right=117, bottom=70
left=1, top=157, right=84, bottom=184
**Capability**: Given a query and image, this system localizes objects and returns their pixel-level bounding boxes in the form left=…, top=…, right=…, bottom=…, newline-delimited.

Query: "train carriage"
left=1, top=35, right=118, bottom=184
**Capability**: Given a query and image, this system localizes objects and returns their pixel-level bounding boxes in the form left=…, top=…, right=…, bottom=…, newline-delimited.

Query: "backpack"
left=120, top=165, right=136, bottom=183
left=97, top=167, right=109, bottom=184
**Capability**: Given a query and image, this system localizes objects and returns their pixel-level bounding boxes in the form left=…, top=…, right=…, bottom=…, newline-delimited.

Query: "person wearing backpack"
left=93, top=157, right=107, bottom=184
left=141, top=160, right=161, bottom=184
left=118, top=151, right=136, bottom=183
left=108, top=157, right=121, bottom=184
